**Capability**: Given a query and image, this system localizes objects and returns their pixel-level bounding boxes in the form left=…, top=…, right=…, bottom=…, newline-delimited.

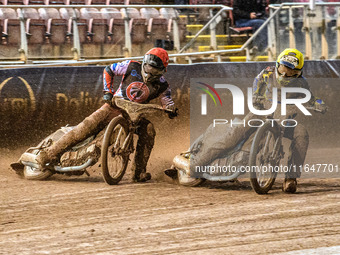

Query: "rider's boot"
left=131, top=118, right=155, bottom=182
left=282, top=125, right=309, bottom=193
left=282, top=178, right=297, bottom=193
left=36, top=104, right=120, bottom=167
left=132, top=171, right=152, bottom=183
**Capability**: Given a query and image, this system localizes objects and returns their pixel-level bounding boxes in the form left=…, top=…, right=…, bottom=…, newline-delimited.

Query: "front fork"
left=270, top=130, right=284, bottom=165
left=111, top=127, right=134, bottom=157
left=261, top=128, right=284, bottom=166
left=121, top=131, right=134, bottom=154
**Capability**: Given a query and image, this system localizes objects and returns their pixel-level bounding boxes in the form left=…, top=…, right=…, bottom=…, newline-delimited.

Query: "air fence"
left=0, top=61, right=339, bottom=149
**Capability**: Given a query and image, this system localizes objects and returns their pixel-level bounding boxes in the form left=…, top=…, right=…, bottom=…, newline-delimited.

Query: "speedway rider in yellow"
left=191, top=48, right=327, bottom=193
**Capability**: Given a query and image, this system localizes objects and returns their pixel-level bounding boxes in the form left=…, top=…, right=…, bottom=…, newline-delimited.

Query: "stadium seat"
left=227, top=12, right=253, bottom=35
left=140, top=8, right=167, bottom=41
left=86, top=0, right=109, bottom=4
left=160, top=8, right=186, bottom=42
left=107, top=0, right=124, bottom=4
left=63, top=0, right=86, bottom=4
left=215, top=0, right=231, bottom=4
left=47, top=0, right=66, bottom=4
left=19, top=8, right=45, bottom=44
left=190, top=0, right=232, bottom=4
left=190, top=0, right=213, bottom=4
left=60, top=7, right=87, bottom=43
left=38, top=8, right=67, bottom=44
left=101, top=7, right=124, bottom=44
left=80, top=7, right=107, bottom=43
left=121, top=8, right=146, bottom=44
left=127, top=0, right=145, bottom=4
left=227, top=0, right=252, bottom=41
left=0, top=7, right=20, bottom=44
left=1, top=0, right=24, bottom=4
left=23, top=0, right=46, bottom=4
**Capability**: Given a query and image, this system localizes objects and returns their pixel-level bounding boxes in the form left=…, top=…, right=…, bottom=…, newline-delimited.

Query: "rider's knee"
left=294, top=125, right=309, bottom=142
left=284, top=125, right=309, bottom=143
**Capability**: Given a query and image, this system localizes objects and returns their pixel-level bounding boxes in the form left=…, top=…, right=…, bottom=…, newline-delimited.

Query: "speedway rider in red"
left=37, top=48, right=176, bottom=182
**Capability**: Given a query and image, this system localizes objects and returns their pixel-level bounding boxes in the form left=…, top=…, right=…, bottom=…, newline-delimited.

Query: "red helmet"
left=143, top=48, right=169, bottom=70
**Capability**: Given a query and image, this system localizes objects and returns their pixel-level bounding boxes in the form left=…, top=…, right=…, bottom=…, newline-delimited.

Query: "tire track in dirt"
left=1, top=149, right=340, bottom=254
left=1, top=180, right=340, bottom=255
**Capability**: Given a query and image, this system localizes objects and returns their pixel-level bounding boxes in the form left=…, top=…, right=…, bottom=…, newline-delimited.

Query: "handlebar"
left=112, top=97, right=178, bottom=120
left=306, top=106, right=323, bottom=113
left=254, top=96, right=326, bottom=113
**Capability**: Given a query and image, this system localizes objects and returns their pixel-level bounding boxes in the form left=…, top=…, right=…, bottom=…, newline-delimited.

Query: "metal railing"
left=0, top=4, right=232, bottom=65
left=1, top=2, right=340, bottom=68
left=268, top=2, right=340, bottom=60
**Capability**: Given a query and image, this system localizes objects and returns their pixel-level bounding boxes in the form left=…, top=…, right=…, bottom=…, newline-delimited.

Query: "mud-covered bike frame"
left=167, top=117, right=283, bottom=194
left=167, top=100, right=321, bottom=194
left=11, top=97, right=175, bottom=183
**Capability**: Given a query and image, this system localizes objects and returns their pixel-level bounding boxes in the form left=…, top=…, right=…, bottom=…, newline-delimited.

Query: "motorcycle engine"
left=60, top=143, right=101, bottom=167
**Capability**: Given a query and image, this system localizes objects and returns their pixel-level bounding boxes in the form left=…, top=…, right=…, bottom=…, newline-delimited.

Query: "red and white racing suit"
left=103, top=60, right=174, bottom=107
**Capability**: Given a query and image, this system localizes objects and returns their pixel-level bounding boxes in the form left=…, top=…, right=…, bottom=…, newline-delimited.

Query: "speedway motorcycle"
left=165, top=103, right=322, bottom=194
left=11, top=97, right=176, bottom=184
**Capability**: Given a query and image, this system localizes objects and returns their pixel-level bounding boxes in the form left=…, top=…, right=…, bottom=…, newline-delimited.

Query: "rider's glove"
left=314, top=98, right=328, bottom=114
left=165, top=103, right=175, bottom=112
left=168, top=108, right=179, bottom=119
left=103, top=92, right=113, bottom=106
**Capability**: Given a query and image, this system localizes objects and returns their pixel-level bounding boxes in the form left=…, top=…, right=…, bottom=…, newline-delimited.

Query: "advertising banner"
left=0, top=61, right=339, bottom=157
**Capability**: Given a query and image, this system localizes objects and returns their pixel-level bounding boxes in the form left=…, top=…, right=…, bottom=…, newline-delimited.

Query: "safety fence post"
left=17, top=8, right=28, bottom=63
left=122, top=8, right=132, bottom=58
left=268, top=7, right=277, bottom=61
left=172, top=16, right=181, bottom=52
left=71, top=8, right=81, bottom=61
left=289, top=6, right=296, bottom=49
left=336, top=7, right=340, bottom=59
left=320, top=6, right=328, bottom=59
left=303, top=6, right=312, bottom=59
left=209, top=8, right=220, bottom=51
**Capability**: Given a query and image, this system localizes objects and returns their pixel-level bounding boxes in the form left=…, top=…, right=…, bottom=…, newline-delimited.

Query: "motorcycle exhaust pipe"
left=54, top=159, right=93, bottom=172
left=21, top=158, right=93, bottom=172
left=202, top=172, right=240, bottom=181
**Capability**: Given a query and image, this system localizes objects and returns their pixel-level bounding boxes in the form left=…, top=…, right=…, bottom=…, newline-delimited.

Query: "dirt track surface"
left=1, top=148, right=340, bottom=255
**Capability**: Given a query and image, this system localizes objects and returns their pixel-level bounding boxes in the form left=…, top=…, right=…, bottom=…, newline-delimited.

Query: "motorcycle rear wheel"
left=23, top=149, right=53, bottom=180
left=176, top=167, right=205, bottom=187
left=249, top=121, right=280, bottom=194
left=101, top=116, right=130, bottom=185
left=24, top=166, right=53, bottom=180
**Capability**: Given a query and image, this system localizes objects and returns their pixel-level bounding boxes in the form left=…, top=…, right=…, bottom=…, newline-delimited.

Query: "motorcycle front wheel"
left=249, top=121, right=280, bottom=194
left=101, top=116, right=130, bottom=185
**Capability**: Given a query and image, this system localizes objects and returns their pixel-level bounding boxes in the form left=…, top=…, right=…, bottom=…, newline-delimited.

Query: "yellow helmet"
left=276, top=48, right=304, bottom=70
